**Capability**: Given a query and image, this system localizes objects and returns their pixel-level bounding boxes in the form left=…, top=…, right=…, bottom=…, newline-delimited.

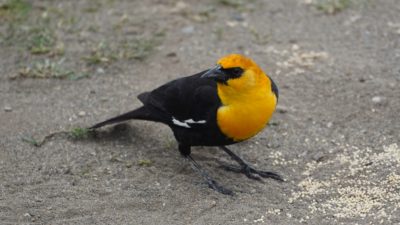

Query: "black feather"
left=90, top=70, right=234, bottom=146
left=90, top=107, right=154, bottom=129
left=270, top=76, right=279, bottom=100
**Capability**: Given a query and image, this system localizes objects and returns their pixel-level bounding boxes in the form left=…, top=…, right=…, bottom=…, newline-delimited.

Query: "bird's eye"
left=227, top=67, right=243, bottom=78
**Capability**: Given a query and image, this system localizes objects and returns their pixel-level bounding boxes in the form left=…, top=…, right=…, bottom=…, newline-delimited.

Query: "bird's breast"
left=216, top=95, right=276, bottom=142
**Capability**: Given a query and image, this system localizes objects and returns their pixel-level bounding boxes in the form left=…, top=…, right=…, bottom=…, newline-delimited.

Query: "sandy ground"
left=1, top=0, right=400, bottom=224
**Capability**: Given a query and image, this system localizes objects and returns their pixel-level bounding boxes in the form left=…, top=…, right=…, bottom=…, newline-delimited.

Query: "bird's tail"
left=89, top=106, right=153, bottom=129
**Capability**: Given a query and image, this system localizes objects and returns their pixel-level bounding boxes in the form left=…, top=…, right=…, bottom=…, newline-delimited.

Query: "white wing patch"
left=185, top=119, right=206, bottom=124
left=172, top=117, right=206, bottom=128
left=172, top=117, right=191, bottom=128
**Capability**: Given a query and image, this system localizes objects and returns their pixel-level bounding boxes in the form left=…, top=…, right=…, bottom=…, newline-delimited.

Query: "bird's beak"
left=201, top=65, right=225, bottom=79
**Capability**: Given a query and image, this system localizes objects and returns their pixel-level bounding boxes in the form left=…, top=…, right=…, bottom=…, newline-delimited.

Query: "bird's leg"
left=179, top=145, right=233, bottom=195
left=219, top=146, right=283, bottom=181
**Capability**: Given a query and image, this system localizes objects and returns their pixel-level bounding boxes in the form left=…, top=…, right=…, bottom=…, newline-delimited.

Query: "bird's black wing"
left=90, top=70, right=221, bottom=131
left=138, top=70, right=221, bottom=128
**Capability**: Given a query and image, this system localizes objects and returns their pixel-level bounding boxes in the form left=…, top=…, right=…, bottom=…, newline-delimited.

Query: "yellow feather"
left=216, top=54, right=277, bottom=141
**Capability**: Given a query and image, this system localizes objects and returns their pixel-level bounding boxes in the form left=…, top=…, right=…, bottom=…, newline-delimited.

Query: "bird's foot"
left=183, top=152, right=233, bottom=195
left=221, top=164, right=284, bottom=181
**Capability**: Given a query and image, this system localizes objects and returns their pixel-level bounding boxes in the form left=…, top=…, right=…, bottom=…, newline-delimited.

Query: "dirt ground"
left=1, top=0, right=400, bottom=224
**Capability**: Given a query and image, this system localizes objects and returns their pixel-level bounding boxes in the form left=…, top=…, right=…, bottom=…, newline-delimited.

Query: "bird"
left=90, top=54, right=282, bottom=195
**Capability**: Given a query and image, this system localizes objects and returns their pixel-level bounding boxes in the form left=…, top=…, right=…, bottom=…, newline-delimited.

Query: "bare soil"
left=1, top=0, right=399, bottom=224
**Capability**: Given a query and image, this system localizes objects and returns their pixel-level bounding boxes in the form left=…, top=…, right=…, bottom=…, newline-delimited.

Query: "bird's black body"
left=91, top=70, right=235, bottom=149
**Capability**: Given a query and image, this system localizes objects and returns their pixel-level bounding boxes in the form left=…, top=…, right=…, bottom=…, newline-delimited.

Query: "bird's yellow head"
left=202, top=54, right=278, bottom=99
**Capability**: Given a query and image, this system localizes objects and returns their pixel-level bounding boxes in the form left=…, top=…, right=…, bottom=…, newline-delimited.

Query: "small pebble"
left=312, top=151, right=325, bottom=162
left=181, top=26, right=195, bottom=34
left=96, top=68, right=105, bottom=74
left=78, top=111, right=86, bottom=117
left=232, top=14, right=244, bottom=22
left=166, top=52, right=177, bottom=57
left=4, top=106, right=12, bottom=112
left=276, top=105, right=288, bottom=114
left=210, top=200, right=217, bottom=207
left=125, top=161, right=133, bottom=168
left=371, top=96, right=384, bottom=104
left=226, top=20, right=238, bottom=27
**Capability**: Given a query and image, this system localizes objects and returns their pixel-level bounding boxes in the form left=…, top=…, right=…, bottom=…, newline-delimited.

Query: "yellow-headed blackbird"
left=90, top=54, right=282, bottom=195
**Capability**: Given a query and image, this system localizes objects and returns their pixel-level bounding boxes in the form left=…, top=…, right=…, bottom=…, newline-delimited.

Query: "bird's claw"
left=221, top=164, right=284, bottom=182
